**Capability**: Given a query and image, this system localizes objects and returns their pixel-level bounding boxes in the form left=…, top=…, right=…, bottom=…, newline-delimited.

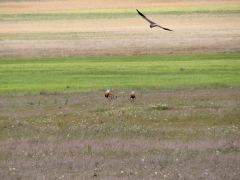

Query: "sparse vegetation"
left=0, top=88, right=239, bottom=179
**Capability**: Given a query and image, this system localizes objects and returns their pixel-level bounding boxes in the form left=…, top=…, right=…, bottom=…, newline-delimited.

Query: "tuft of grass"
left=148, top=103, right=169, bottom=111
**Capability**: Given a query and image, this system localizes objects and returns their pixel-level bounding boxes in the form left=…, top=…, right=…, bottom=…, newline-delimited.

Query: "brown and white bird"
left=129, top=90, right=136, bottom=102
left=105, top=89, right=110, bottom=98
left=136, top=9, right=173, bottom=31
left=105, top=89, right=117, bottom=101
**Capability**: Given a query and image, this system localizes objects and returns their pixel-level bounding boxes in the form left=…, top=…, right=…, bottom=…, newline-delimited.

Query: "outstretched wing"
left=156, top=24, right=173, bottom=31
left=137, top=9, right=174, bottom=31
left=136, top=9, right=155, bottom=24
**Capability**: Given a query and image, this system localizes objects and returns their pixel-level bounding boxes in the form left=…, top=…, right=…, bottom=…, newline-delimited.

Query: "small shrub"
left=149, top=104, right=169, bottom=111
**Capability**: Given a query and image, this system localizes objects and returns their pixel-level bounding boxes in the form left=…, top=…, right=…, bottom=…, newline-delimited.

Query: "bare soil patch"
left=1, top=14, right=240, bottom=57
left=1, top=0, right=240, bottom=13
left=0, top=0, right=240, bottom=57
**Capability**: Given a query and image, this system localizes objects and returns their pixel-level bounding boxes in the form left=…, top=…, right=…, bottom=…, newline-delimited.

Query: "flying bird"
left=136, top=9, right=173, bottom=31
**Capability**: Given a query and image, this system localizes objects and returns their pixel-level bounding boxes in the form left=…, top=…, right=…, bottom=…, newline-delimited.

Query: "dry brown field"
left=1, top=0, right=240, bottom=13
left=0, top=0, right=240, bottom=57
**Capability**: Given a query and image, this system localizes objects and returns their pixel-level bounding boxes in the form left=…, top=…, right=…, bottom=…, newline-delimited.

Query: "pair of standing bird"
left=105, top=89, right=136, bottom=102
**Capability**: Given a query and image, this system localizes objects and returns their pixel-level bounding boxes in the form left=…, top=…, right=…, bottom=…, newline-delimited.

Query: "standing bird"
left=136, top=9, right=173, bottom=31
left=105, top=89, right=110, bottom=98
left=105, top=89, right=117, bottom=102
left=129, top=90, right=136, bottom=102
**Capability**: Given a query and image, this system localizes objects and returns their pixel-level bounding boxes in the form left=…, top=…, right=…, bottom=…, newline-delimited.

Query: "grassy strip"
left=0, top=32, right=105, bottom=40
left=1, top=5, right=240, bottom=14
left=0, top=53, right=239, bottom=94
left=0, top=31, right=147, bottom=40
left=0, top=32, right=112, bottom=40
left=46, top=5, right=240, bottom=14
left=0, top=5, right=239, bottom=22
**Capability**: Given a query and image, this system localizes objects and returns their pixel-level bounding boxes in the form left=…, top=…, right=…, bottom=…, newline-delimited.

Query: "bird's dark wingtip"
left=136, top=9, right=144, bottom=17
left=163, top=27, right=174, bottom=31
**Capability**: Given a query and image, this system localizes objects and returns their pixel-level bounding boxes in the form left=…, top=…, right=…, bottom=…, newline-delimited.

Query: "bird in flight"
left=136, top=9, right=173, bottom=31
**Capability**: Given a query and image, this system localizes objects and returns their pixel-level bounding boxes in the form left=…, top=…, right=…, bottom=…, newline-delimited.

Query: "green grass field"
left=1, top=53, right=239, bottom=94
